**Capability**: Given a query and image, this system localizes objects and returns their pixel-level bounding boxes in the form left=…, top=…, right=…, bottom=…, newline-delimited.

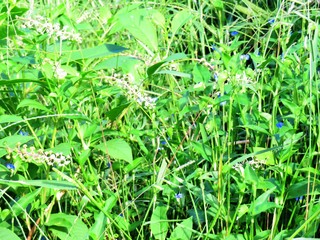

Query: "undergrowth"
left=0, top=0, right=319, bottom=239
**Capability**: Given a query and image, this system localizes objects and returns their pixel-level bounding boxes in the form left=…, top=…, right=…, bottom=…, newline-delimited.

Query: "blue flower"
left=6, top=163, right=15, bottom=170
left=268, top=19, right=275, bottom=24
left=295, top=196, right=303, bottom=201
left=230, top=31, right=239, bottom=36
left=240, top=54, right=250, bottom=61
left=213, top=72, right=218, bottom=81
left=211, top=44, right=216, bottom=51
left=160, top=140, right=167, bottom=145
left=276, top=122, right=284, bottom=129
left=175, top=193, right=183, bottom=199
left=19, top=131, right=29, bottom=136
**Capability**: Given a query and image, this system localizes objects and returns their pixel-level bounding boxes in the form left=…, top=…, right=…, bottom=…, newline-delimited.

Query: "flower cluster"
left=6, top=143, right=71, bottom=167
left=18, top=15, right=82, bottom=43
left=42, top=58, right=68, bottom=79
left=76, top=9, right=95, bottom=24
left=104, top=73, right=157, bottom=109
left=232, top=157, right=265, bottom=172
left=234, top=72, right=254, bottom=85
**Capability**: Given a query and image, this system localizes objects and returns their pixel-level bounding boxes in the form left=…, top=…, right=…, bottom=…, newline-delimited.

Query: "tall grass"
left=0, top=0, right=319, bottom=239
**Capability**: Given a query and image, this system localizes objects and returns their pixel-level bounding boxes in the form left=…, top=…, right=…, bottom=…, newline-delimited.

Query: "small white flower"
left=54, top=63, right=67, bottom=79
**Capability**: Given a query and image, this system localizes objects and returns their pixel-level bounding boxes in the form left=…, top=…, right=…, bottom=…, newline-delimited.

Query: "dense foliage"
left=0, top=0, right=319, bottom=239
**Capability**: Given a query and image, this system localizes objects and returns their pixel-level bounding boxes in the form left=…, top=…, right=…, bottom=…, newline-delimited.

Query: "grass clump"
left=0, top=0, right=319, bottom=239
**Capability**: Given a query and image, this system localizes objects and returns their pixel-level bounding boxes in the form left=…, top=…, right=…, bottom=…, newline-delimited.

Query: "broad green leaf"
left=119, top=9, right=158, bottom=52
left=237, top=205, right=249, bottom=219
left=11, top=55, right=36, bottom=64
left=287, top=180, right=320, bottom=199
left=242, top=124, right=270, bottom=135
left=281, top=99, right=301, bottom=115
left=252, top=147, right=275, bottom=165
left=61, top=44, right=128, bottom=63
left=0, top=227, right=20, bottom=240
left=17, top=99, right=51, bottom=112
left=78, top=149, right=91, bottom=166
left=0, top=179, right=77, bottom=190
left=94, top=138, right=133, bottom=164
left=104, top=103, right=131, bottom=121
left=172, top=10, right=193, bottom=35
left=254, top=230, right=271, bottom=240
left=244, top=165, right=259, bottom=184
left=191, top=141, right=212, bottom=161
left=115, top=214, right=129, bottom=230
left=11, top=188, right=41, bottom=218
left=46, top=213, right=89, bottom=240
left=212, top=0, right=224, bottom=9
left=170, top=217, right=193, bottom=240
left=0, top=114, right=23, bottom=123
left=150, top=10, right=165, bottom=29
left=89, top=211, right=107, bottom=240
left=150, top=205, right=169, bottom=240
left=147, top=53, right=187, bottom=76
left=249, top=187, right=281, bottom=216
left=94, top=56, right=141, bottom=72
left=124, top=157, right=145, bottom=173
left=192, top=64, right=211, bottom=83
left=0, top=79, right=46, bottom=87
left=103, top=193, right=117, bottom=212
left=48, top=142, right=72, bottom=156
left=156, top=159, right=167, bottom=187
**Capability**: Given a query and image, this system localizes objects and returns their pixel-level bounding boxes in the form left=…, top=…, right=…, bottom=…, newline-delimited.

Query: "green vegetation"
left=0, top=0, right=319, bottom=239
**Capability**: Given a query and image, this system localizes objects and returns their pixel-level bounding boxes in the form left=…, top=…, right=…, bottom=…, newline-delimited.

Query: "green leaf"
left=0, top=114, right=23, bottom=123
left=0, top=227, right=21, bottom=240
left=252, top=147, right=275, bottom=165
left=17, top=99, right=52, bottom=112
left=249, top=187, right=281, bottom=216
left=124, top=157, right=145, bottom=173
left=212, top=0, right=224, bottom=9
left=287, top=180, right=320, bottom=199
left=94, top=56, right=141, bottom=72
left=119, top=9, right=158, bottom=52
left=104, top=103, right=131, bottom=121
left=89, top=211, right=107, bottom=240
left=242, top=124, right=270, bottom=135
left=10, top=188, right=41, bottom=218
left=150, top=205, right=169, bottom=240
left=48, top=142, right=72, bottom=156
left=115, top=214, right=129, bottom=230
left=244, top=165, right=259, bottom=184
left=0, top=179, right=77, bottom=190
left=46, top=213, right=89, bottom=240
left=191, top=141, right=212, bottom=160
left=94, top=138, right=133, bottom=164
left=170, top=217, right=193, bottom=240
left=172, top=10, right=193, bottom=36
left=11, top=55, right=36, bottom=64
left=61, top=44, right=128, bottom=63
left=147, top=53, right=188, bottom=76
left=192, top=64, right=211, bottom=83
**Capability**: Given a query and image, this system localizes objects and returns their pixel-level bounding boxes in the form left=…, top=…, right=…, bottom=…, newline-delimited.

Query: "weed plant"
left=0, top=0, right=319, bottom=239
